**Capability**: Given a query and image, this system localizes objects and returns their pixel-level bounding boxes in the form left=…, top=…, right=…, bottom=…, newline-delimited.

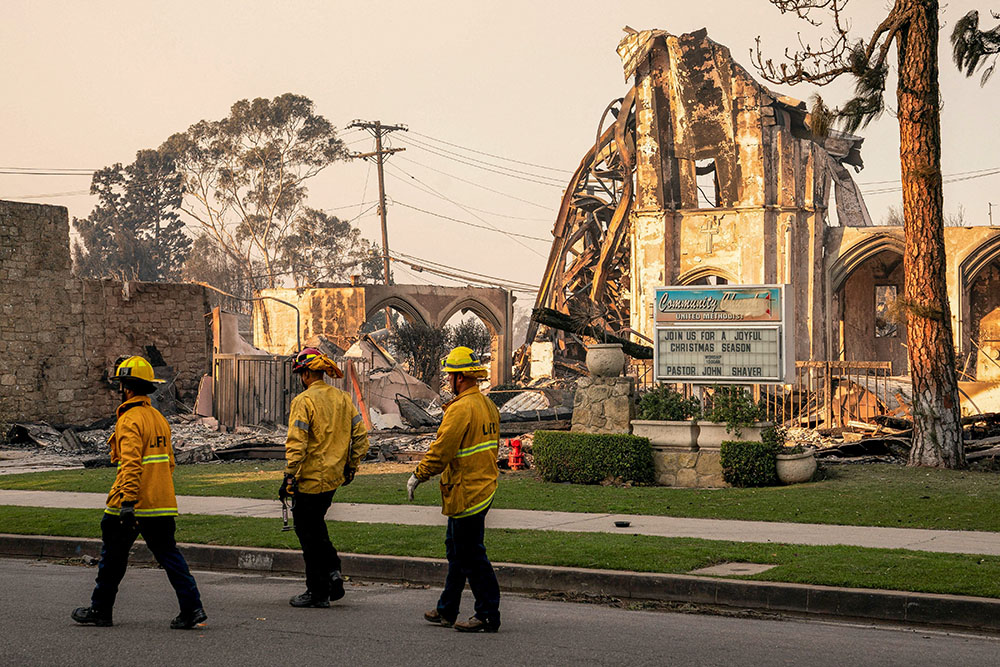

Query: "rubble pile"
left=1, top=414, right=286, bottom=471
left=366, top=432, right=437, bottom=462
left=799, top=413, right=1000, bottom=466
left=2, top=413, right=539, bottom=472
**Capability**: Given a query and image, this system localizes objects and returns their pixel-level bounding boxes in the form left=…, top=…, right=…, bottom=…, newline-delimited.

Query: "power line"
left=357, top=161, right=373, bottom=222
left=458, top=204, right=552, bottom=222
left=394, top=201, right=550, bottom=242
left=381, top=173, right=552, bottom=220
left=0, top=166, right=95, bottom=172
left=388, top=157, right=552, bottom=210
left=344, top=204, right=379, bottom=225
left=410, top=130, right=573, bottom=175
left=395, top=135, right=567, bottom=188
left=390, top=256, right=538, bottom=293
left=0, top=170, right=95, bottom=176
left=856, top=166, right=1000, bottom=186
left=394, top=262, right=436, bottom=285
left=389, top=249, right=540, bottom=290
left=861, top=168, right=1000, bottom=195
left=320, top=200, right=379, bottom=212
left=386, top=163, right=546, bottom=258
left=6, top=189, right=91, bottom=199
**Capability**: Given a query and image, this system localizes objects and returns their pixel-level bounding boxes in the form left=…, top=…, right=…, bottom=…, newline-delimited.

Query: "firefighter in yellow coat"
left=280, top=348, right=369, bottom=608
left=72, top=356, right=206, bottom=629
left=408, top=346, right=501, bottom=632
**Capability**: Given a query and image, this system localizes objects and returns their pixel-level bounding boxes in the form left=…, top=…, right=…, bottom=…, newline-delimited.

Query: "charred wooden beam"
left=531, top=307, right=653, bottom=360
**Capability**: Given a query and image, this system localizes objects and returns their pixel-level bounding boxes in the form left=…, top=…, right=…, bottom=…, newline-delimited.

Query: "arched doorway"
left=363, top=296, right=428, bottom=328
left=961, top=237, right=1000, bottom=380
left=830, top=236, right=907, bottom=374
left=440, top=299, right=505, bottom=386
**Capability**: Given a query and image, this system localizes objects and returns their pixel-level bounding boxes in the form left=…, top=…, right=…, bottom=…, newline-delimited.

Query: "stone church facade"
left=535, top=28, right=1000, bottom=381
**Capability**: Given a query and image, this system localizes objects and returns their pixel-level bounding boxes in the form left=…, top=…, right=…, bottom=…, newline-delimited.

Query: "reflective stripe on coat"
left=104, top=396, right=178, bottom=517
left=415, top=385, right=499, bottom=517
left=284, top=381, right=370, bottom=493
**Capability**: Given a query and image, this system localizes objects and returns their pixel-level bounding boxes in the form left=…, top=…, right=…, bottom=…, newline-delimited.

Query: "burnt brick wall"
left=0, top=200, right=211, bottom=424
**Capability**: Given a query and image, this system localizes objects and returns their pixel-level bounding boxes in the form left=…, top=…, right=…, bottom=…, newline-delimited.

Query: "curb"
left=4, top=533, right=999, bottom=633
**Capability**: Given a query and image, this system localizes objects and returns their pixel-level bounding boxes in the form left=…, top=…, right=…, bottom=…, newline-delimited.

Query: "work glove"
left=278, top=474, right=297, bottom=500
left=406, top=473, right=423, bottom=501
left=342, top=464, right=356, bottom=487
left=119, top=501, right=137, bottom=531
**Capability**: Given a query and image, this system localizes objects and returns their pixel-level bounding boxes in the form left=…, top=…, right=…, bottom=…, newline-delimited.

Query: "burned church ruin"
left=532, top=28, right=1000, bottom=381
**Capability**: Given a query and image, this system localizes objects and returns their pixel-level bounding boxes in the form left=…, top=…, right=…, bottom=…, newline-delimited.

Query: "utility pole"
left=348, top=119, right=407, bottom=331
left=990, top=202, right=994, bottom=227
left=348, top=119, right=407, bottom=282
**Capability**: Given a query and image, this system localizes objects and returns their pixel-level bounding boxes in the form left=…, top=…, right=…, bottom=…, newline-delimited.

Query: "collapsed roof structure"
left=529, top=27, right=1000, bottom=381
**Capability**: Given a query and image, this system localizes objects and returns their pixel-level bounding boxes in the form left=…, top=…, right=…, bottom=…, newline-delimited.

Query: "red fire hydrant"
left=508, top=438, right=525, bottom=471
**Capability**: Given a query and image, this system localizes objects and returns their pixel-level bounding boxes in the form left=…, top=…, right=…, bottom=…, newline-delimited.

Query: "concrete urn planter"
left=585, top=343, right=625, bottom=378
left=776, top=447, right=817, bottom=484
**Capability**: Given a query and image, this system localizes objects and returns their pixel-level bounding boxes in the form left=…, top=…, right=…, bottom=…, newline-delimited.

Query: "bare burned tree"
left=752, top=0, right=964, bottom=468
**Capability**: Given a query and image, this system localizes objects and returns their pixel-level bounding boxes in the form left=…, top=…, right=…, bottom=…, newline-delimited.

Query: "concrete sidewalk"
left=4, top=489, right=1000, bottom=556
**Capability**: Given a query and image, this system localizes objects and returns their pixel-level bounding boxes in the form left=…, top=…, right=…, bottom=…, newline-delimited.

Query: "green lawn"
left=3, top=505, right=1000, bottom=599
left=2, top=462, right=1000, bottom=532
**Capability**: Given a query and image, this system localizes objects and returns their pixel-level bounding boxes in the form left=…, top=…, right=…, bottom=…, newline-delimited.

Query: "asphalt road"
left=2, top=558, right=998, bottom=667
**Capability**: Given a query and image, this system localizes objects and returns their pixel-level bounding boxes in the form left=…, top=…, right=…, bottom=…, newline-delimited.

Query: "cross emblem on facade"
left=700, top=217, right=722, bottom=254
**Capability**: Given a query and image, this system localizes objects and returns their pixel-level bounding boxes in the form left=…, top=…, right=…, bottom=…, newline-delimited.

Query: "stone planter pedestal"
left=571, top=376, right=635, bottom=434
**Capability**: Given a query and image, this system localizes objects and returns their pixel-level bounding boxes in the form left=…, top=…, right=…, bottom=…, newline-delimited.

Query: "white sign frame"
left=652, top=284, right=795, bottom=385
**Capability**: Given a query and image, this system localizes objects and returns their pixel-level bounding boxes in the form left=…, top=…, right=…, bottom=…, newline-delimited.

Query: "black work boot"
left=170, top=607, right=207, bottom=629
left=71, top=606, right=113, bottom=627
left=289, top=591, right=330, bottom=608
left=454, top=615, right=500, bottom=633
left=424, top=609, right=455, bottom=628
left=329, top=570, right=346, bottom=602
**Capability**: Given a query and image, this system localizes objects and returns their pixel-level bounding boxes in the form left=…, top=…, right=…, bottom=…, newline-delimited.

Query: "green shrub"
left=719, top=440, right=778, bottom=487
left=637, top=384, right=701, bottom=421
left=704, top=385, right=765, bottom=437
left=533, top=431, right=654, bottom=485
left=761, top=425, right=785, bottom=449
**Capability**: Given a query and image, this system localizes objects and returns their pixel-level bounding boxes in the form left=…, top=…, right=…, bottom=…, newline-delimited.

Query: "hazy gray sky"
left=3, top=0, right=998, bottom=293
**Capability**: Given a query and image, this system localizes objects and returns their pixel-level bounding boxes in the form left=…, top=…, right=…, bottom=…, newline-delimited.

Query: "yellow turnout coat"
left=415, top=385, right=500, bottom=517
left=104, top=396, right=178, bottom=517
left=284, top=381, right=370, bottom=493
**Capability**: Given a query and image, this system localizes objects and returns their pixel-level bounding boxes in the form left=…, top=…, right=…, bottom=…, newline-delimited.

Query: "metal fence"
left=629, top=360, right=895, bottom=429
left=753, top=361, right=894, bottom=428
left=626, top=359, right=655, bottom=392
left=213, top=354, right=372, bottom=430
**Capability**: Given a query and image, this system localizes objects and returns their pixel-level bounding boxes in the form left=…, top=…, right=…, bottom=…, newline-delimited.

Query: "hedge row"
left=533, top=431, right=654, bottom=485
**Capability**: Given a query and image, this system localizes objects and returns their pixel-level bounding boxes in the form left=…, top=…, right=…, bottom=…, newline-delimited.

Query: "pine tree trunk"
left=896, top=0, right=964, bottom=467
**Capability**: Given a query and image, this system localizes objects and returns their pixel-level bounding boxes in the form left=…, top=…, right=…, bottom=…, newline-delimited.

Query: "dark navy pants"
left=291, top=490, right=341, bottom=597
left=437, top=507, right=501, bottom=627
left=91, top=514, right=202, bottom=614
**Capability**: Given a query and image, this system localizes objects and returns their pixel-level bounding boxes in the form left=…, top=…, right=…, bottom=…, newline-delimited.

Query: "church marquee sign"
left=653, top=285, right=794, bottom=384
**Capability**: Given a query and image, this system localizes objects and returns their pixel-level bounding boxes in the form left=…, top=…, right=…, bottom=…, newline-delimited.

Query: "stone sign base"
left=651, top=444, right=727, bottom=488
left=631, top=419, right=773, bottom=488
left=571, top=376, right=635, bottom=434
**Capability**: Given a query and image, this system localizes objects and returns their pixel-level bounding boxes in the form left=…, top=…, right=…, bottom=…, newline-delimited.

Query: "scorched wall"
left=0, top=200, right=211, bottom=424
